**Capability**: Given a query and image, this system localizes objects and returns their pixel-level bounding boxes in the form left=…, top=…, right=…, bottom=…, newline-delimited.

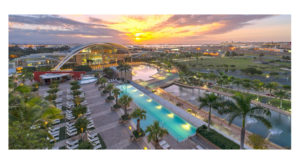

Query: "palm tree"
left=145, top=121, right=168, bottom=148
left=197, top=93, right=221, bottom=131
left=98, top=77, right=107, bottom=89
left=116, top=63, right=124, bottom=79
left=118, top=95, right=132, bottom=116
left=75, top=117, right=89, bottom=139
left=112, top=88, right=121, bottom=105
left=122, top=64, right=131, bottom=81
left=265, top=82, right=279, bottom=95
left=72, top=105, right=87, bottom=118
left=274, top=90, right=286, bottom=109
left=131, top=108, right=146, bottom=133
left=105, top=83, right=114, bottom=97
left=218, top=93, right=272, bottom=149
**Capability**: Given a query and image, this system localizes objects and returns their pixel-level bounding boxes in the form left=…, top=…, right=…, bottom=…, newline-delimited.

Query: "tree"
left=105, top=83, right=114, bottom=97
left=274, top=90, right=286, bottom=109
left=145, top=121, right=168, bottom=148
left=166, top=62, right=172, bottom=72
left=75, top=117, right=89, bottom=139
left=131, top=108, right=146, bottom=133
left=103, top=67, right=115, bottom=79
left=122, top=64, right=132, bottom=81
left=198, top=93, right=221, bottom=131
left=218, top=93, right=272, bottom=149
left=98, top=77, right=107, bottom=89
left=112, top=88, right=121, bottom=105
left=73, top=96, right=83, bottom=107
left=9, top=82, right=63, bottom=149
left=72, top=105, right=87, bottom=118
left=265, top=82, right=279, bottom=94
left=118, top=95, right=132, bottom=116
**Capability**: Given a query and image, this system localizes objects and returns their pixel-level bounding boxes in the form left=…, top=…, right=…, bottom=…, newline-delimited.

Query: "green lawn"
left=177, top=56, right=290, bottom=73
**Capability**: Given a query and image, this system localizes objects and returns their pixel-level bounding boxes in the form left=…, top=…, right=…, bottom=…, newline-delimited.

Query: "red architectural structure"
left=34, top=71, right=86, bottom=82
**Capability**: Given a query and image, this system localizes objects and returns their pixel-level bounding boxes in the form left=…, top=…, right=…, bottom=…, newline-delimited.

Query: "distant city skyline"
left=9, top=15, right=291, bottom=44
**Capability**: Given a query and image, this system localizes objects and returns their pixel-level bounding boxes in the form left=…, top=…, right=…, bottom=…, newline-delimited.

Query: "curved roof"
left=53, top=43, right=130, bottom=70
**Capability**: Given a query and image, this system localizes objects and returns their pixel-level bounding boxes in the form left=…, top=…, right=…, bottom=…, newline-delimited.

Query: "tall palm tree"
left=218, top=93, right=272, bottom=149
left=75, top=117, right=89, bottom=139
left=116, top=63, right=124, bottom=79
left=105, top=83, right=114, bottom=97
left=112, top=88, right=121, bottom=105
left=274, top=90, right=286, bottom=109
left=197, top=93, right=221, bottom=131
left=118, top=95, right=132, bottom=116
left=131, top=108, right=146, bottom=133
left=145, top=121, right=168, bottom=148
left=98, top=77, right=107, bottom=89
left=72, top=105, right=87, bottom=118
left=122, top=64, right=131, bottom=81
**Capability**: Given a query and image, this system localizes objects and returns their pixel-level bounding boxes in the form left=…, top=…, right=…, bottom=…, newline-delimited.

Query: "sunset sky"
left=9, top=15, right=291, bottom=45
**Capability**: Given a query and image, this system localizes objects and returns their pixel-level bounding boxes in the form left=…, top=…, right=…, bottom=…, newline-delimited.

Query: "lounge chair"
left=88, top=132, right=98, bottom=139
left=66, top=139, right=79, bottom=146
left=196, top=145, right=202, bottom=149
left=93, top=144, right=102, bottom=149
left=159, top=140, right=170, bottom=149
left=67, top=131, right=77, bottom=137
left=91, top=140, right=100, bottom=146
left=66, top=144, right=78, bottom=149
left=88, top=136, right=99, bottom=143
left=49, top=126, right=60, bottom=132
left=66, top=122, right=75, bottom=126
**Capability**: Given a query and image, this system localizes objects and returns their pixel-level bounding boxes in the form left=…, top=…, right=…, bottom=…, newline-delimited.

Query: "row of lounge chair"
left=66, top=121, right=77, bottom=137
left=87, top=132, right=102, bottom=149
left=48, top=126, right=60, bottom=142
left=87, top=117, right=95, bottom=129
left=65, top=110, right=75, bottom=120
left=66, top=139, right=79, bottom=149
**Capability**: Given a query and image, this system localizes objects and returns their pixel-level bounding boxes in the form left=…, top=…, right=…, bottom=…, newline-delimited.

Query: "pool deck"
left=130, top=80, right=206, bottom=128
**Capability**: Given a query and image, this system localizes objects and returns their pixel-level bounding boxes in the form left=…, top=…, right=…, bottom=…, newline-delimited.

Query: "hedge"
left=196, top=125, right=240, bottom=149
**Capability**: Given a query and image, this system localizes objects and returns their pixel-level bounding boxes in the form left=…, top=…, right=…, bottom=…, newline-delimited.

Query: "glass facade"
left=62, top=43, right=131, bottom=70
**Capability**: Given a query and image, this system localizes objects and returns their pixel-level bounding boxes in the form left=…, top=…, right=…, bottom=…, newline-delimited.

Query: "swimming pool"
left=117, top=84, right=196, bottom=142
left=164, top=84, right=291, bottom=148
left=79, top=76, right=97, bottom=85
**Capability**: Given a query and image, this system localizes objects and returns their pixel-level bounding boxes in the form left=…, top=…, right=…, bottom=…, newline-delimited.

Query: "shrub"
left=70, top=81, right=79, bottom=86
left=196, top=125, right=239, bottom=149
left=241, top=67, right=263, bottom=75
left=121, top=114, right=130, bottom=121
left=248, top=134, right=267, bottom=149
left=78, top=141, right=93, bottom=149
left=71, top=85, right=80, bottom=90
left=133, top=129, right=145, bottom=138
left=113, top=104, right=121, bottom=109
left=106, top=96, right=114, bottom=100
left=97, top=134, right=107, bottom=149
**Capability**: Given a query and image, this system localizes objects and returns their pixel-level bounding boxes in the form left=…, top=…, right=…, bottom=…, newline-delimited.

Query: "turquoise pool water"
left=117, top=84, right=196, bottom=142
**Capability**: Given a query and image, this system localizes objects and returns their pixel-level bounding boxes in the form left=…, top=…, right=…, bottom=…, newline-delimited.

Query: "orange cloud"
left=105, top=15, right=225, bottom=43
